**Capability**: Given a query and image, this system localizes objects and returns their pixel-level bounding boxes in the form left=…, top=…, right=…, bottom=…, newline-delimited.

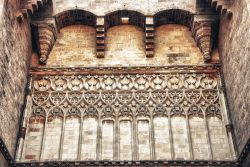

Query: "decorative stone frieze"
left=32, top=22, right=57, bottom=64
left=17, top=70, right=234, bottom=162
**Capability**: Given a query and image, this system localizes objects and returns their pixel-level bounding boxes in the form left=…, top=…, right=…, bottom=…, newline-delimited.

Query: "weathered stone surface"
left=0, top=0, right=32, bottom=158
left=35, top=24, right=218, bottom=67
left=0, top=152, right=9, bottom=167
left=52, top=0, right=196, bottom=16
left=218, top=0, right=250, bottom=155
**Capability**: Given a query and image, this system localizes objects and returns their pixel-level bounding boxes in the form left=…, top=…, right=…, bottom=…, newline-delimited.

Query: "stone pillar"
left=96, top=16, right=105, bottom=58
left=15, top=76, right=33, bottom=162
left=145, top=16, right=154, bottom=57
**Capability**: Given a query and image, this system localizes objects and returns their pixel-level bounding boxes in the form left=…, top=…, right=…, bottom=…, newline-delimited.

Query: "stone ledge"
left=14, top=160, right=239, bottom=167
left=29, top=64, right=222, bottom=76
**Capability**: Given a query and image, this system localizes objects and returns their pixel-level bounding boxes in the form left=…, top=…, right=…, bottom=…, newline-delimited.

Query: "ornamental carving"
left=31, top=73, right=222, bottom=118
left=192, top=20, right=215, bottom=62
left=32, top=23, right=57, bottom=64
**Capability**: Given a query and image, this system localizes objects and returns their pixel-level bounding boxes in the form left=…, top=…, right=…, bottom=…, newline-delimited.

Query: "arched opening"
left=154, top=24, right=203, bottom=64
left=55, top=10, right=96, bottom=30
left=153, top=9, right=205, bottom=64
left=154, top=9, right=192, bottom=28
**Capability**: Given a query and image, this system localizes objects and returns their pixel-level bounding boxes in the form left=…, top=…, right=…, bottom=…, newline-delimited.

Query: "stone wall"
left=18, top=72, right=234, bottom=162
left=0, top=152, right=9, bottom=167
left=0, top=0, right=32, bottom=159
left=53, top=0, right=196, bottom=16
left=33, top=24, right=219, bottom=67
left=218, top=0, right=250, bottom=155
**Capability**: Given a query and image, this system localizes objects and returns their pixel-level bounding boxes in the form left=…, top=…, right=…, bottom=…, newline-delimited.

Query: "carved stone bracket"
left=96, top=17, right=105, bottom=58
left=16, top=0, right=49, bottom=23
left=145, top=16, right=154, bottom=57
left=32, top=20, right=57, bottom=64
left=206, top=0, right=233, bottom=18
left=192, top=16, right=216, bottom=62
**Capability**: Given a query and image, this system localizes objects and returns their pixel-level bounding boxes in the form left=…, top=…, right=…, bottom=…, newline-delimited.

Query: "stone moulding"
left=29, top=64, right=222, bottom=76
left=32, top=23, right=57, bottom=64
left=206, top=0, right=233, bottom=18
left=14, top=160, right=239, bottom=167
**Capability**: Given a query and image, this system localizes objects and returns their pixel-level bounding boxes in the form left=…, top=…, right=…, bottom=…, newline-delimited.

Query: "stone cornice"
left=29, top=64, right=222, bottom=76
left=206, top=0, right=233, bottom=18
left=16, top=0, right=49, bottom=23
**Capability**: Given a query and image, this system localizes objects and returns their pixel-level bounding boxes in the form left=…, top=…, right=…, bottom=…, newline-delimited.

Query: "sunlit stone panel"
left=155, top=25, right=204, bottom=64
left=62, top=117, right=80, bottom=160
left=105, top=25, right=146, bottom=65
left=42, top=117, right=63, bottom=160
left=171, top=117, right=190, bottom=160
left=208, top=117, right=231, bottom=160
left=47, top=25, right=96, bottom=66
left=81, top=117, right=98, bottom=160
left=101, top=120, right=114, bottom=160
left=119, top=120, right=132, bottom=160
left=153, top=117, right=171, bottom=160
left=22, top=116, right=45, bottom=161
left=189, top=117, right=210, bottom=160
left=137, top=120, right=151, bottom=160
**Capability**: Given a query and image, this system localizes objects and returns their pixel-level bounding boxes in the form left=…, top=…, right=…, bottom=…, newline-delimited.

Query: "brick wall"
left=0, top=0, right=32, bottom=158
left=218, top=0, right=250, bottom=155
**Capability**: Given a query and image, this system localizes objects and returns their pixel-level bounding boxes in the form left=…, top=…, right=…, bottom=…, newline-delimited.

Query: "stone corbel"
left=16, top=0, right=49, bottom=23
left=192, top=18, right=215, bottom=62
left=96, top=16, right=105, bottom=58
left=32, top=20, right=57, bottom=64
left=145, top=16, right=154, bottom=57
left=206, top=0, right=233, bottom=18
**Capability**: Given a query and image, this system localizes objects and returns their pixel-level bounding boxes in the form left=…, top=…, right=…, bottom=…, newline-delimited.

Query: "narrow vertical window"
left=119, top=120, right=132, bottom=160
left=137, top=120, right=150, bottom=160
left=101, top=120, right=114, bottom=160
left=81, top=117, right=98, bottom=160
left=154, top=117, right=171, bottom=159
